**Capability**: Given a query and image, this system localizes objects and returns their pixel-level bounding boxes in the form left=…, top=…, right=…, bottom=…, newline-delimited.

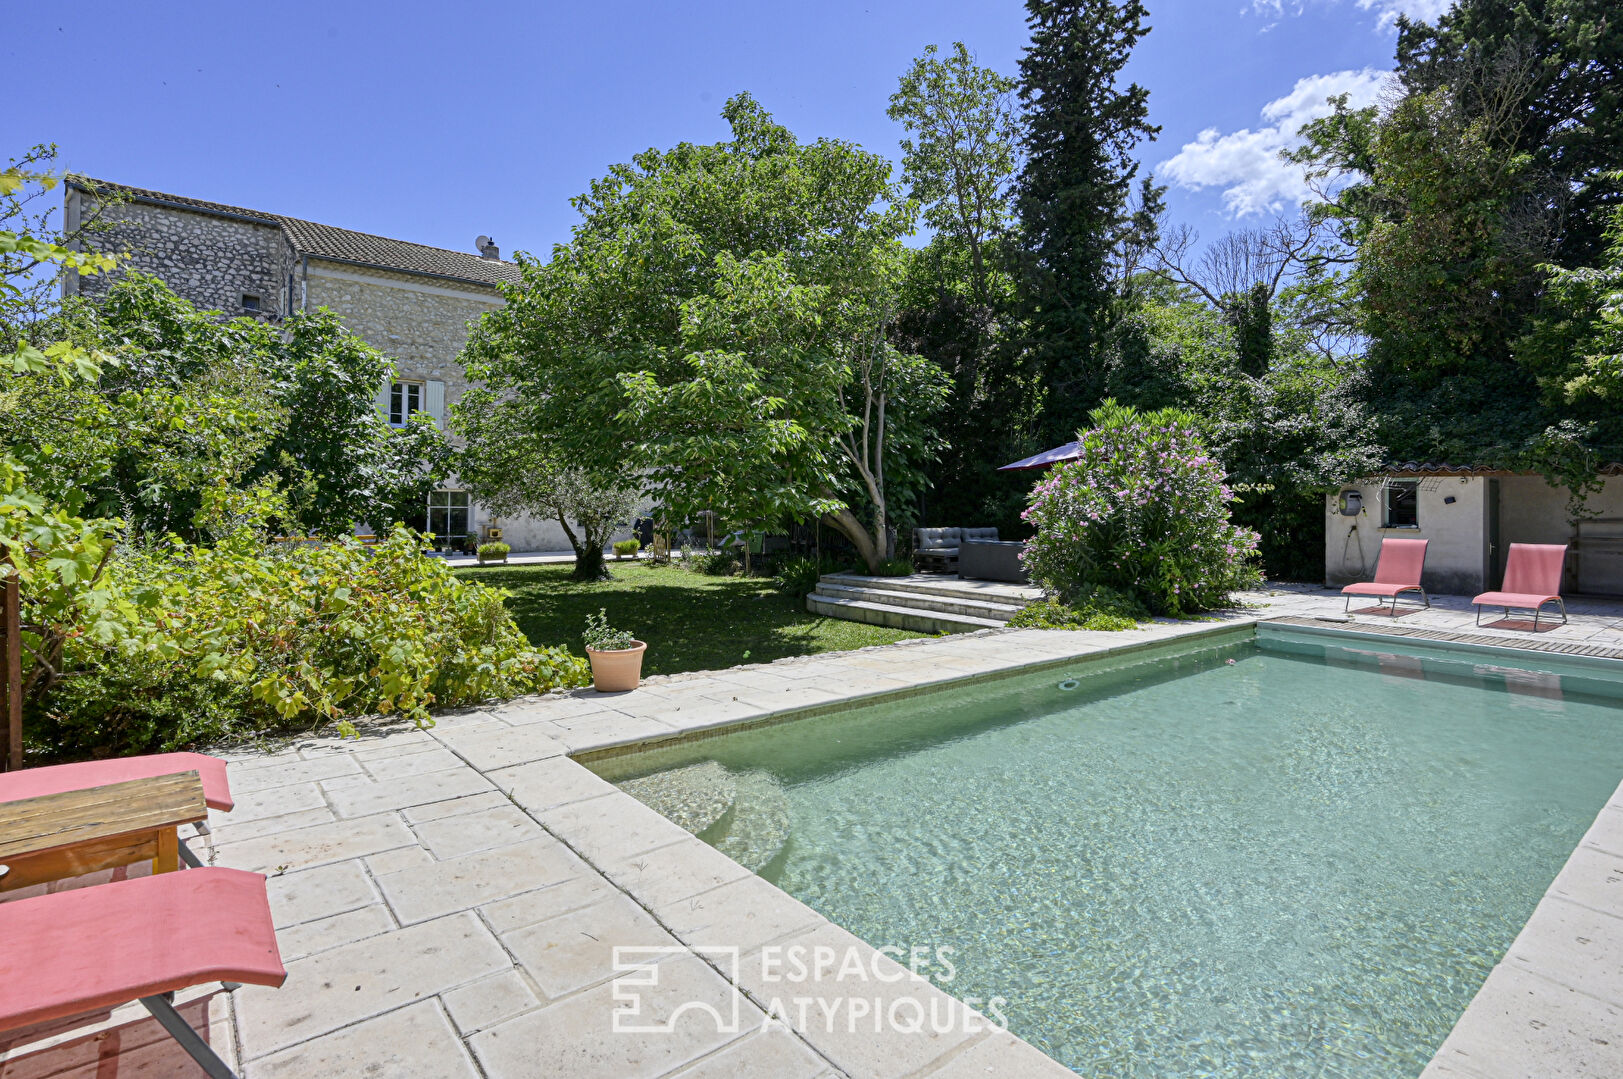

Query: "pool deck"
left=7, top=585, right=1623, bottom=1077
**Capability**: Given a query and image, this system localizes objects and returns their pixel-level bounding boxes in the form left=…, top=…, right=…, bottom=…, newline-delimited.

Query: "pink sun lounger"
left=1341, top=537, right=1430, bottom=615
left=1473, top=543, right=1569, bottom=629
left=0, top=868, right=285, bottom=1079
left=0, top=752, right=233, bottom=868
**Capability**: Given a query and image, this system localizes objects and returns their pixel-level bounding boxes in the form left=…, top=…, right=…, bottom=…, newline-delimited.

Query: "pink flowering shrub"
left=1020, top=400, right=1262, bottom=617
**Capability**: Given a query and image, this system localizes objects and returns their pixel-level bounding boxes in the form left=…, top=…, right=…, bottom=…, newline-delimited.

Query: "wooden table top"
left=0, top=771, right=208, bottom=862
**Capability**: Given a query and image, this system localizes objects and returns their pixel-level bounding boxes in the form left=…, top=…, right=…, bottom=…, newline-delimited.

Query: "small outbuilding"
left=1324, top=463, right=1623, bottom=597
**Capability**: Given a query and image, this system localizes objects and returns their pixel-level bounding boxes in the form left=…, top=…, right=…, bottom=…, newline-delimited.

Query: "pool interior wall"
left=594, top=629, right=1623, bottom=1078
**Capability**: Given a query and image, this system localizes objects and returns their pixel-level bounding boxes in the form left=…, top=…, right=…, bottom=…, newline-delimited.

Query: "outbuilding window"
left=241, top=293, right=261, bottom=312
left=1383, top=480, right=1419, bottom=528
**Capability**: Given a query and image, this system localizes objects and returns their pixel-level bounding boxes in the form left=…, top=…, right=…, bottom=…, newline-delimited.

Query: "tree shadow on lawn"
left=465, top=563, right=921, bottom=676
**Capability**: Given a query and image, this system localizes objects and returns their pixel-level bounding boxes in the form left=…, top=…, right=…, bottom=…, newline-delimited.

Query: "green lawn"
left=462, top=561, right=924, bottom=675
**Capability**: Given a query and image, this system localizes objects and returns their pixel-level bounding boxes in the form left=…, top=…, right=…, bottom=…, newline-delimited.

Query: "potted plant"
left=583, top=608, right=646, bottom=691
left=477, top=541, right=510, bottom=565
left=613, top=538, right=641, bottom=561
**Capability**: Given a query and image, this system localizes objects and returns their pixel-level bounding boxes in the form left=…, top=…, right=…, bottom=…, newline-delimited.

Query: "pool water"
left=598, top=629, right=1623, bottom=1077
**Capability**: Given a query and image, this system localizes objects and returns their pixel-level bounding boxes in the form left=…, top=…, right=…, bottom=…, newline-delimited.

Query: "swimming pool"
left=594, top=627, right=1623, bottom=1077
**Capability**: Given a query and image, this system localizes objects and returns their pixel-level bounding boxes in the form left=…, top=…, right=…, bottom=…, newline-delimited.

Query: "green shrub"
left=874, top=557, right=914, bottom=577
left=33, top=526, right=589, bottom=758
left=477, top=541, right=510, bottom=563
left=1006, top=588, right=1146, bottom=632
left=776, top=553, right=851, bottom=598
left=612, top=538, right=641, bottom=557
left=698, top=551, right=739, bottom=576
left=583, top=607, right=637, bottom=651
left=1021, top=400, right=1262, bottom=616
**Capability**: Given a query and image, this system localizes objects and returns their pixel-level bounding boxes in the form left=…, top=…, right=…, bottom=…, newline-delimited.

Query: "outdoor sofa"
left=913, top=527, right=999, bottom=573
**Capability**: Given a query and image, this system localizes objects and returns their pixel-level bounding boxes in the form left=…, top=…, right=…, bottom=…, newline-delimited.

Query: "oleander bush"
left=1021, top=400, right=1262, bottom=617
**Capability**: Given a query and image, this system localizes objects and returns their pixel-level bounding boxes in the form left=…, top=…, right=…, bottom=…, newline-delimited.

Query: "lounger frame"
left=1475, top=596, right=1568, bottom=630
left=1343, top=586, right=1430, bottom=617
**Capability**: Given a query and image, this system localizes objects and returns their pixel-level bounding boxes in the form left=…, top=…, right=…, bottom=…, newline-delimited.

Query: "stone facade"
left=66, top=193, right=289, bottom=318
left=63, top=181, right=609, bottom=552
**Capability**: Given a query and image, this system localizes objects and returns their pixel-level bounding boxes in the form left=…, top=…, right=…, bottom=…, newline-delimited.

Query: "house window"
left=1383, top=480, right=1419, bottom=528
left=241, top=293, right=261, bottom=312
left=389, top=380, right=423, bottom=426
left=428, top=490, right=470, bottom=538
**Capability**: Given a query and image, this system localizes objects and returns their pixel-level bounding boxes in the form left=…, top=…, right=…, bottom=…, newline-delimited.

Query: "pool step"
left=712, top=769, right=792, bottom=876
left=619, top=763, right=792, bottom=878
left=617, top=760, right=737, bottom=841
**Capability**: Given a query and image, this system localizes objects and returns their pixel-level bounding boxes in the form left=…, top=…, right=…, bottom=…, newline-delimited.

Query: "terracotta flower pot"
left=586, top=640, right=647, bottom=692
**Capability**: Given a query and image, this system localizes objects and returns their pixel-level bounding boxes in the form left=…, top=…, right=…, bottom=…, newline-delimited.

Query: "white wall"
left=1324, top=476, right=1490, bottom=594
left=1495, top=475, right=1623, bottom=593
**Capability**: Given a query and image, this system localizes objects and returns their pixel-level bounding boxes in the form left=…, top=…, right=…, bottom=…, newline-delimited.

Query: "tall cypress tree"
left=1015, top=0, right=1158, bottom=447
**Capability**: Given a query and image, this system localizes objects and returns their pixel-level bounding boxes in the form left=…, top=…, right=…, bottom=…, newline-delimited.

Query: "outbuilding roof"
left=1383, top=461, right=1623, bottom=477
left=70, top=177, right=523, bottom=289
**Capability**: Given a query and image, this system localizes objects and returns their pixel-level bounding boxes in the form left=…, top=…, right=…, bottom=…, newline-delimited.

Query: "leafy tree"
left=889, top=42, right=1021, bottom=312
left=1519, top=192, right=1623, bottom=404
left=2, top=152, right=118, bottom=373
left=5, top=275, right=450, bottom=538
left=1014, top=0, right=1159, bottom=446
left=1, top=147, right=120, bottom=345
left=1285, top=5, right=1623, bottom=487
left=1395, top=0, right=1623, bottom=268
left=460, top=95, right=947, bottom=573
left=453, top=389, right=638, bottom=581
left=888, top=43, right=1038, bottom=533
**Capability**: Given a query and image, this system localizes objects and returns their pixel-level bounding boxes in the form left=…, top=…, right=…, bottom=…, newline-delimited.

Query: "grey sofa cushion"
left=960, top=527, right=1000, bottom=543
left=915, top=527, right=961, bottom=550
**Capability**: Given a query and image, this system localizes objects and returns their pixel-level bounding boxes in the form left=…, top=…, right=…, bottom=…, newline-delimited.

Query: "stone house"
left=61, top=177, right=585, bottom=551
left=1324, top=464, right=1623, bottom=596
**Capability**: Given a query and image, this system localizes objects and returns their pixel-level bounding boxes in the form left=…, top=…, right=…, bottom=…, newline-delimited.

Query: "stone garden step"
left=819, top=572, right=1041, bottom=607
left=811, top=581, right=1026, bottom=621
left=806, top=592, right=1008, bottom=633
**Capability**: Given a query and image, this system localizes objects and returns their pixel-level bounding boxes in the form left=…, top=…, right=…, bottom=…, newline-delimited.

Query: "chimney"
left=476, top=235, right=500, bottom=260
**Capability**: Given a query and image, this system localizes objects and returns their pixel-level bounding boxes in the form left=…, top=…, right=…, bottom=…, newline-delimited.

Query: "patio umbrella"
left=997, top=440, right=1081, bottom=472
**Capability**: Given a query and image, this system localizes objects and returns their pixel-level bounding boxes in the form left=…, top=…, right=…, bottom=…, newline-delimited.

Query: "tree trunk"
left=822, top=507, right=882, bottom=574
left=556, top=511, right=609, bottom=581
left=573, top=544, right=608, bottom=581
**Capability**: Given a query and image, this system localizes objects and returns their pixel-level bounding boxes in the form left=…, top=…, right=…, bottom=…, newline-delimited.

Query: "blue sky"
left=8, top=0, right=1446, bottom=260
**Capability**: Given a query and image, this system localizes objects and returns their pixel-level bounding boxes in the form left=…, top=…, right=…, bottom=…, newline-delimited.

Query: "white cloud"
left=1248, top=0, right=1453, bottom=32
left=1158, top=68, right=1388, bottom=217
left=1355, top=0, right=1453, bottom=30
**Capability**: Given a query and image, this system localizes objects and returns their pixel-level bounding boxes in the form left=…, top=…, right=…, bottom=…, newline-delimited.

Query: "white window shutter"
left=375, top=375, right=393, bottom=421
left=426, top=380, right=446, bottom=426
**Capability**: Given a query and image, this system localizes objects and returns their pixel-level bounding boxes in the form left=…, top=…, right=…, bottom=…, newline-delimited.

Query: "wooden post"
left=3, top=554, right=20, bottom=772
